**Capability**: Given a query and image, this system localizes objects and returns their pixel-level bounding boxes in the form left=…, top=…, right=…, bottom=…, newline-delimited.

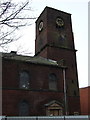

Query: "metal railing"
left=0, top=116, right=90, bottom=120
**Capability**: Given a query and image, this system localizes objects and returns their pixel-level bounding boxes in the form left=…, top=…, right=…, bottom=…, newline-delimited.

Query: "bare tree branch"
left=0, top=0, right=36, bottom=49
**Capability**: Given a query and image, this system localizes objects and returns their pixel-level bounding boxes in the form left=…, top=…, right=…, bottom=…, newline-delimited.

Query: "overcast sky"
left=7, top=0, right=88, bottom=88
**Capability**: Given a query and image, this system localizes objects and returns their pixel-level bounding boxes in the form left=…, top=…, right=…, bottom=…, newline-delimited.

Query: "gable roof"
left=45, top=100, right=63, bottom=107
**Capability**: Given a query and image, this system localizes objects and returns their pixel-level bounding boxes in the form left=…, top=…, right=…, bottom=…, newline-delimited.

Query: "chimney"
left=10, top=51, right=17, bottom=55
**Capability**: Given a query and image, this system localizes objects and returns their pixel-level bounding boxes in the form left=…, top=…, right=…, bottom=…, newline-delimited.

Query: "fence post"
left=5, top=116, right=7, bottom=120
left=64, top=116, right=65, bottom=120
left=36, top=116, right=38, bottom=120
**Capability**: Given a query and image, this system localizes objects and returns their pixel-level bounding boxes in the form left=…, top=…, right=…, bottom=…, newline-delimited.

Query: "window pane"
left=49, top=73, right=57, bottom=90
left=19, top=71, right=30, bottom=89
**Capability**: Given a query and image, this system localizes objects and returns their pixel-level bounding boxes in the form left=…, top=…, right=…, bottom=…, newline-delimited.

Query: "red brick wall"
left=68, top=96, right=81, bottom=115
left=2, top=59, right=64, bottom=91
left=2, top=89, right=64, bottom=116
left=80, top=87, right=90, bottom=115
left=2, top=59, right=64, bottom=116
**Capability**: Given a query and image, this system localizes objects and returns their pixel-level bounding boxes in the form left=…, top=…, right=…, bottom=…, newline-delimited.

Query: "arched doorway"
left=19, top=100, right=29, bottom=116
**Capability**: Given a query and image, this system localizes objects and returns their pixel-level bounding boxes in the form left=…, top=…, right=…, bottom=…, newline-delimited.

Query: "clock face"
left=56, top=18, right=64, bottom=27
left=38, top=21, right=43, bottom=31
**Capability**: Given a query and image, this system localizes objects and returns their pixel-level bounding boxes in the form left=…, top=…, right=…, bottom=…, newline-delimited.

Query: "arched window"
left=19, top=100, right=29, bottom=116
left=49, top=73, right=57, bottom=90
left=19, top=71, right=30, bottom=89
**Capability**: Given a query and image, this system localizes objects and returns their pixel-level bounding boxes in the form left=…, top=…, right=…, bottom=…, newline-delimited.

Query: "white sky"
left=8, top=0, right=88, bottom=88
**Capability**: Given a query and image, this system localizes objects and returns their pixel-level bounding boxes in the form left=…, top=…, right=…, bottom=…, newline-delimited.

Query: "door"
left=49, top=109, right=63, bottom=116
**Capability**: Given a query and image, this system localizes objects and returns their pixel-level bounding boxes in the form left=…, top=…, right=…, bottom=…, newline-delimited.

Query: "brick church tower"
left=35, top=7, right=80, bottom=114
